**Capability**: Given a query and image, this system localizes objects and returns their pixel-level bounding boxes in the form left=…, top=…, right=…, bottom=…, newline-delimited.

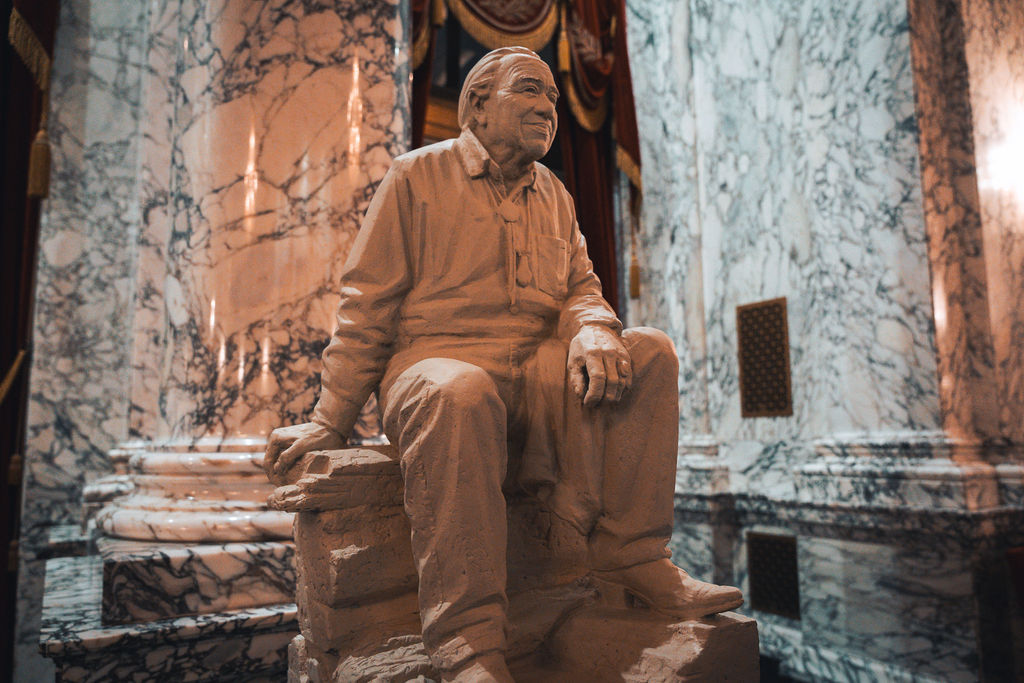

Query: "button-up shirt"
left=313, top=128, right=621, bottom=436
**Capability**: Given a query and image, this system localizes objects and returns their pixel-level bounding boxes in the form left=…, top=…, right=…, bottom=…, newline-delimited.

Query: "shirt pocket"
left=533, top=234, right=569, bottom=299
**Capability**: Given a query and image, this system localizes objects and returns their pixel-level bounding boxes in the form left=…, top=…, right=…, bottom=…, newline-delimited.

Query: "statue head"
left=459, top=47, right=559, bottom=165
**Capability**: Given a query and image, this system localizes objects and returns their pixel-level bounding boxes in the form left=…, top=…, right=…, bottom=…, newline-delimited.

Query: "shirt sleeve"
left=312, top=161, right=413, bottom=437
left=557, top=216, right=622, bottom=339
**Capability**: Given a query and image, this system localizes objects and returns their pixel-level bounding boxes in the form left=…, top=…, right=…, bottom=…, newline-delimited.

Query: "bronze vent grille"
left=736, top=297, right=793, bottom=418
left=747, top=531, right=800, bottom=620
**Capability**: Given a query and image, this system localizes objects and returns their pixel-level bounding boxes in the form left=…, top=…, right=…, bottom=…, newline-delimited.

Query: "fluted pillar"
left=98, top=0, right=409, bottom=542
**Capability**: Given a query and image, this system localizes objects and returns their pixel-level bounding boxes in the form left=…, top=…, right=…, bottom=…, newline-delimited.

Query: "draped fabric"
left=412, top=0, right=445, bottom=149
left=447, top=0, right=559, bottom=52
left=410, top=0, right=644, bottom=312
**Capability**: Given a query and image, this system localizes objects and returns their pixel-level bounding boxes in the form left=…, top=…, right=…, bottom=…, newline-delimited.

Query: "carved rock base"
left=275, top=447, right=758, bottom=682
left=288, top=602, right=758, bottom=683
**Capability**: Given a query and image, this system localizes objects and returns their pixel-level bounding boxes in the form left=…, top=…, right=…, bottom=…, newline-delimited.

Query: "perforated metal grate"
left=736, top=297, right=793, bottom=418
left=747, top=532, right=800, bottom=620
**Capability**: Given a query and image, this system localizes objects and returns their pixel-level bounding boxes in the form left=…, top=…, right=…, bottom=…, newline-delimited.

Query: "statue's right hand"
left=265, top=422, right=346, bottom=477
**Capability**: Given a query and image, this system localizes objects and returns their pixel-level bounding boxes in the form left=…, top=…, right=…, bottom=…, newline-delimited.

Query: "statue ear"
left=468, top=91, right=487, bottom=128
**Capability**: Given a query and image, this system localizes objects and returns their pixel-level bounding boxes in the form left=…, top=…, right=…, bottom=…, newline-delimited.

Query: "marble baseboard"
left=757, top=615, right=952, bottom=683
left=99, top=537, right=295, bottom=625
left=675, top=452, right=729, bottom=496
left=794, top=457, right=1001, bottom=511
left=40, top=554, right=297, bottom=682
left=673, top=491, right=1024, bottom=683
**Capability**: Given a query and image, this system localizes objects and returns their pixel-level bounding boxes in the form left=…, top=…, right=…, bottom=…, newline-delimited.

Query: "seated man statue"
left=266, top=47, right=742, bottom=682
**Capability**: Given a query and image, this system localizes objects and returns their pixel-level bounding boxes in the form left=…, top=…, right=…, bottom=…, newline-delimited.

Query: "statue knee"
left=407, top=359, right=502, bottom=415
left=623, top=327, right=678, bottom=376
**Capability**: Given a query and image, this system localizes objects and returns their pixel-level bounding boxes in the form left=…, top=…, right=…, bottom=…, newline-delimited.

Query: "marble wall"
left=963, top=0, right=1024, bottom=447
left=626, top=0, right=941, bottom=483
left=17, top=1, right=409, bottom=680
left=130, top=0, right=407, bottom=444
left=625, top=0, right=1024, bottom=679
left=16, top=3, right=148, bottom=679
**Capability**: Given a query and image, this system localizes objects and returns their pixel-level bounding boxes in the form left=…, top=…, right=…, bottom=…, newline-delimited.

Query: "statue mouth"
left=525, top=122, right=552, bottom=136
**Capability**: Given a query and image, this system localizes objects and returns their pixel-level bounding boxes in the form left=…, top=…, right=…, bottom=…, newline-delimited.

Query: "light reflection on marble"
left=21, top=0, right=409, bottom=679
left=958, top=0, right=1024, bottom=446
left=96, top=440, right=293, bottom=541
left=102, top=0, right=408, bottom=544
left=129, top=0, right=409, bottom=443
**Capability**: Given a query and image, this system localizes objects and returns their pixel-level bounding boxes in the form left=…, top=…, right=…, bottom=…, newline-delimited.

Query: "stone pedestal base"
left=287, top=605, right=758, bottom=683
left=273, top=446, right=759, bottom=682
left=98, top=538, right=295, bottom=624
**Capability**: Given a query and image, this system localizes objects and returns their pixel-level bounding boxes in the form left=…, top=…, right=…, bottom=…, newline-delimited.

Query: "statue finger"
left=568, top=363, right=587, bottom=398
left=274, top=443, right=303, bottom=474
left=584, top=358, right=606, bottom=407
left=603, top=354, right=622, bottom=403
left=617, top=355, right=633, bottom=393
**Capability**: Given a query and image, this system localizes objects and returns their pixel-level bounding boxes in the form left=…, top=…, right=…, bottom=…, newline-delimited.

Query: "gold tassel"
left=431, top=0, right=447, bottom=27
left=27, top=127, right=50, bottom=198
left=9, top=8, right=53, bottom=199
left=629, top=250, right=640, bottom=299
left=557, top=4, right=570, bottom=77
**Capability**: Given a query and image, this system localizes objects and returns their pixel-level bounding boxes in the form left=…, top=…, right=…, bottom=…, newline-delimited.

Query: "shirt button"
left=510, top=304, right=520, bottom=314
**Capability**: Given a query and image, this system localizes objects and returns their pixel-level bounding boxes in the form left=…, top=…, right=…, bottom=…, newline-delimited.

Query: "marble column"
left=624, top=0, right=1024, bottom=679
left=623, top=0, right=730, bottom=587
left=96, top=0, right=409, bottom=542
left=907, top=0, right=1024, bottom=456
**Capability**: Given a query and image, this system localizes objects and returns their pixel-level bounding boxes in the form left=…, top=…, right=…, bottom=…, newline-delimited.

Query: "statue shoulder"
left=392, top=138, right=459, bottom=171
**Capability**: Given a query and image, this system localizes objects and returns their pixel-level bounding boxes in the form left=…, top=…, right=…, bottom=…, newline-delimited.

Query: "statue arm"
left=312, top=162, right=414, bottom=438
left=556, top=218, right=622, bottom=340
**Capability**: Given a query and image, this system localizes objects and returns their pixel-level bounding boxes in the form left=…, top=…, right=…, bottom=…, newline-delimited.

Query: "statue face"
left=478, top=58, right=559, bottom=163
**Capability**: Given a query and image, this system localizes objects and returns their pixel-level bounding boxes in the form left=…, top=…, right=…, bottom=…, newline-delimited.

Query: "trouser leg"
left=380, top=358, right=509, bottom=673
left=521, top=327, right=678, bottom=571
left=588, top=327, right=678, bottom=570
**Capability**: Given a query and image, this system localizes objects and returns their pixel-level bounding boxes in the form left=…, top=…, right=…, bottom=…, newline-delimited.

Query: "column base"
left=96, top=438, right=293, bottom=542
left=99, top=537, right=295, bottom=624
left=39, top=555, right=297, bottom=682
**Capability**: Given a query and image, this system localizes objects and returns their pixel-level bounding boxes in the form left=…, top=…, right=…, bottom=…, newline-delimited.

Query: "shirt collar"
left=454, top=128, right=538, bottom=192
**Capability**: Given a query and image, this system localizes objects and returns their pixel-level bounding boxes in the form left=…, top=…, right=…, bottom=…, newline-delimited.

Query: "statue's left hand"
left=568, top=324, right=632, bottom=408
left=265, top=421, right=346, bottom=477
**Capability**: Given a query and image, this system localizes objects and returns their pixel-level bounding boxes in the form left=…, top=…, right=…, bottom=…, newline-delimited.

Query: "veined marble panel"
left=40, top=555, right=296, bottom=682
left=99, top=538, right=295, bottom=624
left=690, top=0, right=939, bottom=445
left=17, top=2, right=149, bottom=681
left=623, top=0, right=711, bottom=439
left=906, top=0, right=1000, bottom=445
left=959, top=0, right=1024, bottom=446
left=130, top=0, right=409, bottom=442
left=798, top=537, right=978, bottom=682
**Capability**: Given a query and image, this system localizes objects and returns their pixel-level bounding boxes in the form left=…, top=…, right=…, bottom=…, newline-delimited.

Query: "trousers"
left=379, top=327, right=679, bottom=672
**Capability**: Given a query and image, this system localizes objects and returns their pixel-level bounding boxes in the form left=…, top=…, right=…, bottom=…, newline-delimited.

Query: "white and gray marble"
left=622, top=0, right=712, bottom=443
left=687, top=0, right=938, bottom=446
left=21, top=0, right=411, bottom=679
left=99, top=538, right=295, bottom=624
left=16, top=3, right=149, bottom=680
left=40, top=554, right=296, bottom=682
left=624, top=0, right=1024, bottom=680
left=128, top=0, right=409, bottom=444
left=961, top=0, right=1024, bottom=448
